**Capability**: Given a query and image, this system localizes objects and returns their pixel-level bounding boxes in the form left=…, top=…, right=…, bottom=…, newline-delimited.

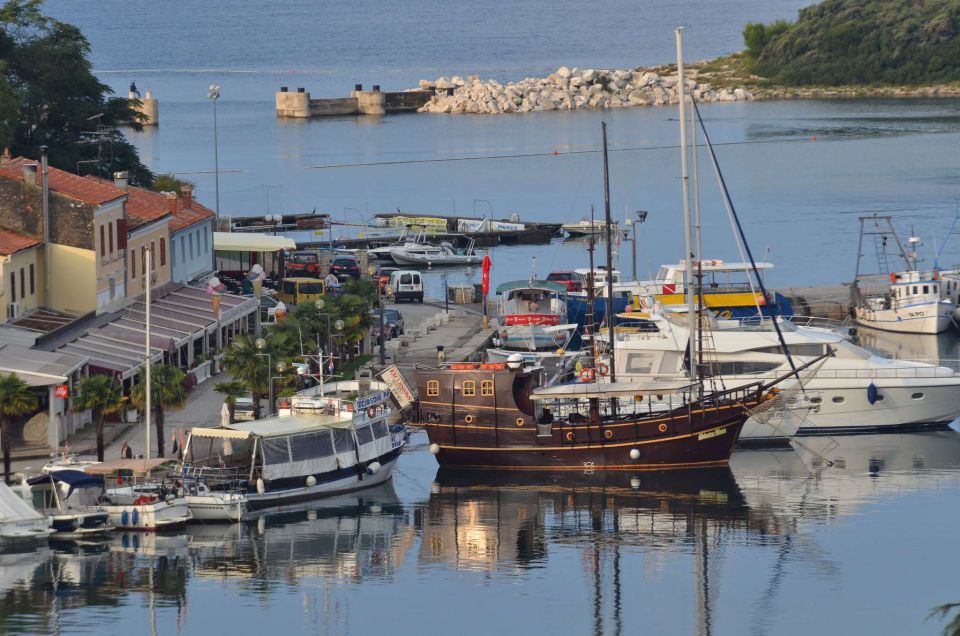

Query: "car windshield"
left=334, top=259, right=356, bottom=266
left=299, top=283, right=323, bottom=295
left=384, top=309, right=399, bottom=320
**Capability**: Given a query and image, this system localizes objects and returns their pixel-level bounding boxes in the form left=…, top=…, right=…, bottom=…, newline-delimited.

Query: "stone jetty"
left=416, top=66, right=751, bottom=115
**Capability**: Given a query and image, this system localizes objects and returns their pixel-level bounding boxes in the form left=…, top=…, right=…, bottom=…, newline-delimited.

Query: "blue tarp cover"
left=27, top=470, right=104, bottom=497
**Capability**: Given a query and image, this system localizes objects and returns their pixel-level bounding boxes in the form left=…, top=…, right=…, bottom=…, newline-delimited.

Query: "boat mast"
left=586, top=206, right=597, bottom=369
left=145, top=247, right=152, bottom=463
left=601, top=122, right=617, bottom=383
left=676, top=27, right=697, bottom=383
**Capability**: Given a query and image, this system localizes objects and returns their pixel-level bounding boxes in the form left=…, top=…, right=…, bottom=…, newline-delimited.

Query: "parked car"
left=276, top=277, right=325, bottom=306
left=330, top=256, right=360, bottom=281
left=283, top=250, right=321, bottom=277
left=388, top=270, right=423, bottom=303
left=546, top=271, right=581, bottom=292
left=376, top=266, right=399, bottom=293
left=373, top=308, right=405, bottom=341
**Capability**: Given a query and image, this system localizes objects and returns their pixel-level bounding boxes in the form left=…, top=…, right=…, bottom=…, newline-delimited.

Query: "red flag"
left=481, top=255, right=492, bottom=295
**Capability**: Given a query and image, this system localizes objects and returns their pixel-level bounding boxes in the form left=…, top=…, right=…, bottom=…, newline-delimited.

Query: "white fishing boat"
left=0, top=481, right=51, bottom=544
left=179, top=388, right=407, bottom=514
left=25, top=470, right=113, bottom=539
left=389, top=239, right=479, bottom=266
left=605, top=310, right=960, bottom=438
left=851, top=217, right=958, bottom=334
left=493, top=279, right=577, bottom=352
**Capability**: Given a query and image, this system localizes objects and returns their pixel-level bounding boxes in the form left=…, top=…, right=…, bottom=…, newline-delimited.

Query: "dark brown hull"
left=427, top=415, right=746, bottom=470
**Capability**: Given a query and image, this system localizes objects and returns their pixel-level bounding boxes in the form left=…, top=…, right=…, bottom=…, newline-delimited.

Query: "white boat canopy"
left=84, top=458, right=171, bottom=475
left=214, top=232, right=296, bottom=253
left=531, top=379, right=692, bottom=400
left=191, top=413, right=355, bottom=440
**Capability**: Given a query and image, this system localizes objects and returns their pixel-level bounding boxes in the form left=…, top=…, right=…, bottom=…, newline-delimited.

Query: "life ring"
left=367, top=407, right=377, bottom=418
left=597, top=363, right=610, bottom=377
left=603, top=429, right=613, bottom=439
left=579, top=368, right=595, bottom=382
left=658, top=423, right=668, bottom=433
left=465, top=414, right=475, bottom=424
left=565, top=431, right=575, bottom=442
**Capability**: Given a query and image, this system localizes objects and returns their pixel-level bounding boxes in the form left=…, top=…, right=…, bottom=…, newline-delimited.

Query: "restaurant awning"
left=0, top=344, right=87, bottom=387
left=214, top=232, right=296, bottom=253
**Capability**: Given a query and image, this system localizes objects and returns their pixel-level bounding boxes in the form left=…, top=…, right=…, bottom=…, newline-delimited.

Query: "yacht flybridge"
left=604, top=311, right=960, bottom=437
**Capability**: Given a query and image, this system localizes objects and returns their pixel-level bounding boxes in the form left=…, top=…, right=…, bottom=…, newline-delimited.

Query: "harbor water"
left=3, top=432, right=960, bottom=635
left=5, top=3, right=960, bottom=635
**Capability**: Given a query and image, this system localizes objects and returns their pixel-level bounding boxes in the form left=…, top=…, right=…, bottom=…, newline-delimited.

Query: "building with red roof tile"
left=0, top=228, right=43, bottom=320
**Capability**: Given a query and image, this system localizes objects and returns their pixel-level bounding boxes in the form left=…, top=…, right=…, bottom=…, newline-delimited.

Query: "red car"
left=547, top=271, right=581, bottom=293
left=376, top=266, right=399, bottom=293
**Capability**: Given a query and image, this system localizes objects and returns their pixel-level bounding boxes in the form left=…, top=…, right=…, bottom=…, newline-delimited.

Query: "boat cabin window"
left=462, top=380, right=476, bottom=397
left=332, top=428, right=356, bottom=454
left=924, top=285, right=929, bottom=294
left=832, top=396, right=845, bottom=404
left=427, top=380, right=440, bottom=397
left=625, top=353, right=657, bottom=374
left=752, top=344, right=826, bottom=357
left=290, top=430, right=335, bottom=462
left=913, top=286, right=919, bottom=294
left=481, top=380, right=494, bottom=396
left=373, top=419, right=389, bottom=439
left=262, top=437, right=292, bottom=464
left=711, top=361, right=781, bottom=375
left=356, top=425, right=374, bottom=445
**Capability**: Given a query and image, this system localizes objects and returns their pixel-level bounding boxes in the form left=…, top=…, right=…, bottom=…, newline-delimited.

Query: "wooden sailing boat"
left=413, top=30, right=818, bottom=470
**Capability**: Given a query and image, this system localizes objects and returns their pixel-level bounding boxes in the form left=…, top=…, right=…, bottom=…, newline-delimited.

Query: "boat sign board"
left=356, top=390, right=392, bottom=410
left=380, top=365, right=415, bottom=409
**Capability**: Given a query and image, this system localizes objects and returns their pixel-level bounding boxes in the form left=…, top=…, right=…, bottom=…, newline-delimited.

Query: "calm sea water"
left=3, top=432, right=960, bottom=636
left=6, top=4, right=960, bottom=635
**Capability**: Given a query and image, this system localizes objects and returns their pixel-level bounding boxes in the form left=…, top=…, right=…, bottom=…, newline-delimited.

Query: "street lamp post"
left=254, top=337, right=271, bottom=417
left=270, top=360, right=287, bottom=413
left=368, top=266, right=385, bottom=365
left=208, top=85, right=221, bottom=224
left=625, top=210, right=649, bottom=280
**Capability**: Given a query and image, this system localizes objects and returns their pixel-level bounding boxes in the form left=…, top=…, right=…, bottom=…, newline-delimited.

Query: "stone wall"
left=416, top=66, right=750, bottom=114
left=309, top=97, right=358, bottom=116
left=0, top=179, right=95, bottom=249
left=385, top=90, right=433, bottom=112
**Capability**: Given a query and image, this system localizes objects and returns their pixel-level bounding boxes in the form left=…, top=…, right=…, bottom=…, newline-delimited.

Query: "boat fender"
left=131, top=509, right=139, bottom=527
left=306, top=475, right=317, bottom=487
left=890, top=272, right=897, bottom=284
left=867, top=382, right=878, bottom=405
left=597, top=363, right=610, bottom=377
left=429, top=443, right=440, bottom=455
left=629, top=448, right=641, bottom=460
left=367, top=461, right=381, bottom=475
left=121, top=510, right=129, bottom=526
left=256, top=478, right=266, bottom=494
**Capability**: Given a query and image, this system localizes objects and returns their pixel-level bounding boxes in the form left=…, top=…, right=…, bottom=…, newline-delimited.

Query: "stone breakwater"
left=415, top=66, right=751, bottom=114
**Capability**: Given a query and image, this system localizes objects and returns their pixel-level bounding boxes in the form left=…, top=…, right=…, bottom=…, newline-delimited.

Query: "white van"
left=388, top=270, right=424, bottom=303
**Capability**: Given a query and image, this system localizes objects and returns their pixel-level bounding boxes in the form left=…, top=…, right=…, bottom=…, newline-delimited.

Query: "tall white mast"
left=676, top=27, right=696, bottom=382
left=145, top=247, right=152, bottom=462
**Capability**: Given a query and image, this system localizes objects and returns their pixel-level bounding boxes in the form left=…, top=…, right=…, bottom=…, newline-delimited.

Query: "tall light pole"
left=254, top=337, right=272, bottom=417
left=625, top=210, right=649, bottom=281
left=208, top=84, right=221, bottom=223
left=368, top=266, right=386, bottom=364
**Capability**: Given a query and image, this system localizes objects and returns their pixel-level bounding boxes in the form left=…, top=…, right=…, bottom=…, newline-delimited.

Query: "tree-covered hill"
left=744, top=0, right=960, bottom=86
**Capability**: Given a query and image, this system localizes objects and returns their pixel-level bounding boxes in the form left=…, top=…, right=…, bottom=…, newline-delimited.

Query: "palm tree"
left=73, top=374, right=125, bottom=462
left=0, top=373, right=36, bottom=483
left=130, top=364, right=186, bottom=458
left=214, top=380, right=248, bottom=424
left=222, top=334, right=270, bottom=419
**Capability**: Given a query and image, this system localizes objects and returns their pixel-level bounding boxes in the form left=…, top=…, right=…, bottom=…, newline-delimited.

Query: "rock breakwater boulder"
left=417, top=66, right=750, bottom=114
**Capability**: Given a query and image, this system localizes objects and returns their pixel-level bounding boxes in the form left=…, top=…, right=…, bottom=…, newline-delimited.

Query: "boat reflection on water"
left=731, top=430, right=960, bottom=525
left=855, top=327, right=960, bottom=363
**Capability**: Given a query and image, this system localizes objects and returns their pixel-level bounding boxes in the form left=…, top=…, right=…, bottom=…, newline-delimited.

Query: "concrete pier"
left=130, top=89, right=158, bottom=125
left=777, top=284, right=851, bottom=320
left=275, top=84, right=432, bottom=118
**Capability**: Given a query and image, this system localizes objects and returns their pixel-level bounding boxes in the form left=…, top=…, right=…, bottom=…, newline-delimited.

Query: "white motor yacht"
left=389, top=240, right=479, bottom=266
left=604, top=310, right=960, bottom=439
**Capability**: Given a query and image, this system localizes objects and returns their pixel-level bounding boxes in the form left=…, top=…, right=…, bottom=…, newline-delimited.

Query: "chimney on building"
left=180, top=185, right=192, bottom=209
left=113, top=171, right=128, bottom=191
left=164, top=191, right=178, bottom=213
left=21, top=163, right=38, bottom=186
left=0, top=148, right=11, bottom=165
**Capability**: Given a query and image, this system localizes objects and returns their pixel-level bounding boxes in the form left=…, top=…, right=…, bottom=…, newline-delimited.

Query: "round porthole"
left=464, top=414, right=474, bottom=424
left=832, top=396, right=845, bottom=404
left=515, top=417, right=525, bottom=427
left=603, top=429, right=613, bottom=439
left=658, top=423, right=668, bottom=433
left=912, top=392, right=924, bottom=400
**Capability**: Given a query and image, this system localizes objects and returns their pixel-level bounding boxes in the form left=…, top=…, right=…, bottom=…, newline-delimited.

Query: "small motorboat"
left=562, top=219, right=619, bottom=238
left=389, top=240, right=479, bottom=267
left=83, top=459, right=192, bottom=532
left=25, top=470, right=113, bottom=539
